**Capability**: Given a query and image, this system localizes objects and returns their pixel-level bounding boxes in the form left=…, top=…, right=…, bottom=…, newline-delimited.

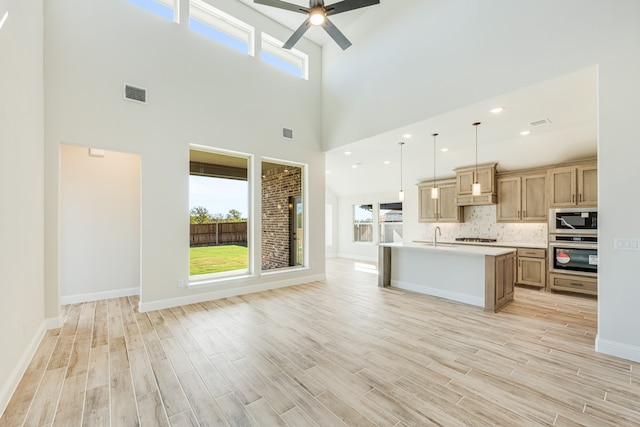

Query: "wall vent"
left=124, top=84, right=147, bottom=104
left=282, top=127, right=293, bottom=139
left=530, top=118, right=551, bottom=126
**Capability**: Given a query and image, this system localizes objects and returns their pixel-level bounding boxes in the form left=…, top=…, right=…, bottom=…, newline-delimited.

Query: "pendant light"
left=472, top=122, right=482, bottom=196
left=398, top=141, right=405, bottom=201
left=431, top=133, right=439, bottom=199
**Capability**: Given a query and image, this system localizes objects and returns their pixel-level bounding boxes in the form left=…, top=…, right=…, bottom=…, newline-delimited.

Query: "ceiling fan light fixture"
left=309, top=7, right=325, bottom=25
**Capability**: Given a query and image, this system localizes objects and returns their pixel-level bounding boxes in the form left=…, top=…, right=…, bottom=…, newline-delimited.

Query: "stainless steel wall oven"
left=549, top=234, right=597, bottom=277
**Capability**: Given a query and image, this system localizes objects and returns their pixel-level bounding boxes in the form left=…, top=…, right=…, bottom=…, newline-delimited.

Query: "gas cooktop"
left=455, top=237, right=498, bottom=243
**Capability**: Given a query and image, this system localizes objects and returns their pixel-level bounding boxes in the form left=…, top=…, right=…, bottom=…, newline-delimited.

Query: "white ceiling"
left=237, top=2, right=598, bottom=198
left=237, top=0, right=370, bottom=46
left=325, top=66, right=598, bottom=197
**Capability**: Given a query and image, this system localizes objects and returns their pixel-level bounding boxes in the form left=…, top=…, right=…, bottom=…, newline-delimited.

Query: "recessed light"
left=403, top=134, right=412, bottom=139
left=352, top=164, right=358, bottom=169
left=440, top=148, right=449, bottom=152
left=490, top=107, right=504, bottom=114
left=520, top=130, right=531, bottom=136
left=344, top=151, right=351, bottom=155
left=384, top=161, right=390, bottom=165
left=325, top=170, right=331, bottom=174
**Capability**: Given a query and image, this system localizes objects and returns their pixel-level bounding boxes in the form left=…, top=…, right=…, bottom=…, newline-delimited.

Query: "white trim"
left=595, top=335, right=640, bottom=363
left=391, top=279, right=485, bottom=308
left=138, top=274, right=325, bottom=312
left=60, top=287, right=139, bottom=305
left=0, top=317, right=60, bottom=416
left=336, top=253, right=377, bottom=263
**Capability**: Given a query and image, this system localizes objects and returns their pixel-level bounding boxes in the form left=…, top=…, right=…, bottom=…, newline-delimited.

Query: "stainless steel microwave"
left=549, top=208, right=597, bottom=234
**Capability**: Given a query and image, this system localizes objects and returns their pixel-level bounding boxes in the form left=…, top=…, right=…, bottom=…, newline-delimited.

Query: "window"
left=353, top=204, right=373, bottom=243
left=189, top=148, right=250, bottom=280
left=261, top=33, right=309, bottom=79
left=379, top=202, right=403, bottom=243
left=261, top=160, right=306, bottom=270
left=127, top=0, right=177, bottom=23
left=189, top=0, right=254, bottom=55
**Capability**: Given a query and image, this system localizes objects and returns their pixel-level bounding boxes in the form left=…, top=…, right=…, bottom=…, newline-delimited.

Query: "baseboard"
left=595, top=335, right=640, bottom=363
left=335, top=253, right=378, bottom=263
left=392, top=280, right=485, bottom=308
left=60, top=287, right=139, bottom=305
left=138, top=274, right=326, bottom=313
left=0, top=316, right=59, bottom=417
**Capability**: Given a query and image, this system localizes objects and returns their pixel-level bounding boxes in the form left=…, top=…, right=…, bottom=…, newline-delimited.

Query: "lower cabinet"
left=486, top=251, right=516, bottom=312
left=548, top=273, right=597, bottom=296
left=516, top=248, right=546, bottom=288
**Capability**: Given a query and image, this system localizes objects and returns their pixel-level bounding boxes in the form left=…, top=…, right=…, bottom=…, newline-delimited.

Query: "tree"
left=226, top=209, right=243, bottom=221
left=190, top=206, right=212, bottom=224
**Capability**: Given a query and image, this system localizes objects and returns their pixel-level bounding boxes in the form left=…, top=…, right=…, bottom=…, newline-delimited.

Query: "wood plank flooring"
left=2, top=258, right=639, bottom=426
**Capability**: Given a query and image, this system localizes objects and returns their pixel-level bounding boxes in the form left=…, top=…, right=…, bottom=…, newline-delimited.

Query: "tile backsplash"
left=416, top=205, right=548, bottom=245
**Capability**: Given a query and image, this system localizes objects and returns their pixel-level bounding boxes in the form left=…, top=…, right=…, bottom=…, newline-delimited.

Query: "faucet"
left=434, top=226, right=441, bottom=247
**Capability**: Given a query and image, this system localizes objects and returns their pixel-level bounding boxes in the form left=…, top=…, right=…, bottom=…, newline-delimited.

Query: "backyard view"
left=189, top=205, right=248, bottom=276
left=189, top=245, right=248, bottom=275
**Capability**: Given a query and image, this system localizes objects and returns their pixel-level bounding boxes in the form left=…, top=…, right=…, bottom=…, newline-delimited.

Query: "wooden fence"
left=190, top=222, right=247, bottom=247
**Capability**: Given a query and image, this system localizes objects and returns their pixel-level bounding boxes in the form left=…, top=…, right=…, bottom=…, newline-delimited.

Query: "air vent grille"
left=124, top=84, right=147, bottom=103
left=530, top=118, right=551, bottom=126
left=282, top=128, right=293, bottom=139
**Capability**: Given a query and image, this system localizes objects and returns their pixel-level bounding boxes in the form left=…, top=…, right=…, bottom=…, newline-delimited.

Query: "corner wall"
left=0, top=0, right=48, bottom=414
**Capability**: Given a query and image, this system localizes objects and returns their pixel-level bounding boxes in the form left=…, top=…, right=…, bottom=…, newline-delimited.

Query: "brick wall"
left=261, top=165, right=301, bottom=270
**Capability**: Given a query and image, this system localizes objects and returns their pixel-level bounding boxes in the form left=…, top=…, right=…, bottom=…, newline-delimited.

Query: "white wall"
left=325, top=187, right=339, bottom=258
left=323, top=0, right=640, bottom=361
left=44, top=0, right=325, bottom=312
left=60, top=145, right=140, bottom=303
left=0, top=0, right=48, bottom=413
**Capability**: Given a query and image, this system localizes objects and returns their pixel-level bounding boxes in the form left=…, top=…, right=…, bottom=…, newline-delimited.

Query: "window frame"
left=353, top=204, right=374, bottom=243
left=260, top=32, right=309, bottom=80
left=188, top=144, right=253, bottom=285
left=189, top=0, right=255, bottom=56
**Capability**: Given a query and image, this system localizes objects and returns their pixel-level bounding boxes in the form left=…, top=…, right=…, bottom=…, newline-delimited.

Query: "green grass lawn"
left=190, top=245, right=248, bottom=276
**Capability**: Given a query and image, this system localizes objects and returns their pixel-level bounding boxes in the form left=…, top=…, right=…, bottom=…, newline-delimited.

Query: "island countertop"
left=378, top=242, right=516, bottom=312
left=380, top=242, right=517, bottom=257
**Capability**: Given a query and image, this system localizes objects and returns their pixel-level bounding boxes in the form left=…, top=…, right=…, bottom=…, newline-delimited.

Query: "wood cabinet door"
left=497, top=176, right=521, bottom=221
left=548, top=167, right=577, bottom=207
left=494, top=253, right=515, bottom=310
left=476, top=167, right=495, bottom=194
left=438, top=184, right=461, bottom=222
left=577, top=165, right=598, bottom=206
left=521, top=174, right=546, bottom=221
left=517, top=257, right=546, bottom=287
left=456, top=170, right=474, bottom=195
left=418, top=186, right=437, bottom=222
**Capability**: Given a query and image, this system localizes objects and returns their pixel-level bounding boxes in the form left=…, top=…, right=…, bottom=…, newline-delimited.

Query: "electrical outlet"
left=614, top=238, right=640, bottom=251
left=177, top=279, right=184, bottom=288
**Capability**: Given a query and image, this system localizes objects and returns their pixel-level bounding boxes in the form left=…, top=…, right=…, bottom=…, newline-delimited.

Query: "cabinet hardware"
left=572, top=194, right=575, bottom=202
left=570, top=282, right=584, bottom=287
left=523, top=210, right=526, bottom=217
left=580, top=194, right=583, bottom=202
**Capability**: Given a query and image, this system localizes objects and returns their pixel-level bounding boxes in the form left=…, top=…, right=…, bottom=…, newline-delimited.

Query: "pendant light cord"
left=399, top=141, right=404, bottom=191
left=432, top=133, right=438, bottom=188
left=473, top=122, right=481, bottom=179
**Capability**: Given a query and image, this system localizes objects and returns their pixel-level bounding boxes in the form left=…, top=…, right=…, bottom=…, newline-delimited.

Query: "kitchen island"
left=379, top=242, right=517, bottom=312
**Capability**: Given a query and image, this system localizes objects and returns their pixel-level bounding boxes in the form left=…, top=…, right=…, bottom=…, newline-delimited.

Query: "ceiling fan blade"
left=325, top=0, right=379, bottom=16
left=283, top=18, right=312, bottom=49
left=254, top=0, right=308, bottom=14
left=322, top=18, right=352, bottom=50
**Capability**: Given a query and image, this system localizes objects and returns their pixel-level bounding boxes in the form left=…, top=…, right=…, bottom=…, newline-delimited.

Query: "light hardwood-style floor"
left=2, top=258, right=639, bottom=426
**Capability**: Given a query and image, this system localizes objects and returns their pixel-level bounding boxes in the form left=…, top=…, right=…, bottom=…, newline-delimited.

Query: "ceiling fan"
left=254, top=0, right=380, bottom=50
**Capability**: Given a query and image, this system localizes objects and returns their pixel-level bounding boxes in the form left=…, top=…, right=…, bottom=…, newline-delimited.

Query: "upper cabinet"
left=548, top=163, right=597, bottom=207
left=418, top=179, right=463, bottom=223
left=497, top=173, right=546, bottom=222
left=454, top=163, right=497, bottom=206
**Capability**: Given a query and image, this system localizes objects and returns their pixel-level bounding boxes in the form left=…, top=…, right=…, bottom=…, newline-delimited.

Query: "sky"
left=189, top=175, right=248, bottom=218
